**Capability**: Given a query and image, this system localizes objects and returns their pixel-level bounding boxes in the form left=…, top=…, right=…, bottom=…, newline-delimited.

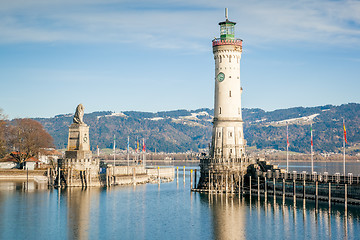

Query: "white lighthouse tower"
left=211, top=9, right=245, bottom=162
left=197, top=9, right=249, bottom=192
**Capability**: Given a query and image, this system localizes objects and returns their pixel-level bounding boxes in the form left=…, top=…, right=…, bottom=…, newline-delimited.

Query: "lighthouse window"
left=219, top=56, right=222, bottom=63
left=219, top=107, right=222, bottom=114
left=230, top=149, right=232, bottom=154
left=229, top=132, right=232, bottom=137
left=229, top=91, right=232, bottom=97
left=218, top=132, right=221, bottom=138
left=229, top=55, right=232, bottom=63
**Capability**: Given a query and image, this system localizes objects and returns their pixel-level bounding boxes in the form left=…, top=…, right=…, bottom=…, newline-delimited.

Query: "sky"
left=1, top=0, right=360, bottom=119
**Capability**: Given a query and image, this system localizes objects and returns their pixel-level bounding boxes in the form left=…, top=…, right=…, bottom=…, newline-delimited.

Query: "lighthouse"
left=196, top=9, right=249, bottom=192
left=211, top=8, right=245, bottom=161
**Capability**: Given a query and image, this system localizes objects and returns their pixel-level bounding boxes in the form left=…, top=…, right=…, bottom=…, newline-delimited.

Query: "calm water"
left=1, top=165, right=360, bottom=240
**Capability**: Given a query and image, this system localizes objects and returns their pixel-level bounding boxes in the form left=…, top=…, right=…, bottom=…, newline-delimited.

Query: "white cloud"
left=0, top=0, right=359, bottom=49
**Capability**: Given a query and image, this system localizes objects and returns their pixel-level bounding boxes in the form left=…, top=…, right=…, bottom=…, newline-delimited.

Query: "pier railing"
left=247, top=173, right=360, bottom=206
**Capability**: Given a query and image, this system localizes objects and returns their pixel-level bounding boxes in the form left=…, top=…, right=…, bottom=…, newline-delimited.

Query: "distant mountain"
left=35, top=103, right=360, bottom=154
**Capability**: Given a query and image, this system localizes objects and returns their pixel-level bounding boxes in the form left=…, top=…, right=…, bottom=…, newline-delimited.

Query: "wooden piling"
left=328, top=182, right=331, bottom=208
left=70, top=167, right=72, bottom=186
left=47, top=168, right=50, bottom=186
left=158, top=166, right=160, bottom=183
left=273, top=177, right=276, bottom=196
left=89, top=169, right=91, bottom=186
left=249, top=176, right=252, bottom=195
left=221, top=174, right=224, bottom=193
left=241, top=175, right=244, bottom=195
left=315, top=181, right=318, bottom=209
left=303, top=180, right=306, bottom=199
left=106, top=168, right=109, bottom=187
left=190, top=169, right=193, bottom=189
left=176, top=167, right=179, bottom=181
left=26, top=168, right=29, bottom=190
left=208, top=170, right=211, bottom=191
left=194, top=169, right=197, bottom=189
left=257, top=177, right=260, bottom=197
left=66, top=168, right=70, bottom=187
left=225, top=172, right=228, bottom=193
left=345, top=184, right=348, bottom=212
left=264, top=177, right=267, bottom=202
left=231, top=174, right=234, bottom=194
left=293, top=179, right=296, bottom=198
left=183, top=166, right=185, bottom=183
left=58, top=168, right=61, bottom=188
left=282, top=178, right=285, bottom=195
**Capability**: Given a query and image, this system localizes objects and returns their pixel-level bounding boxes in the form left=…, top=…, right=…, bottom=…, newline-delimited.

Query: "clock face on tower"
left=216, top=72, right=225, bottom=82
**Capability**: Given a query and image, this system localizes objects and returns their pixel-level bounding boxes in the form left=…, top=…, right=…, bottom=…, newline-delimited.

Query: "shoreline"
left=269, top=160, right=360, bottom=163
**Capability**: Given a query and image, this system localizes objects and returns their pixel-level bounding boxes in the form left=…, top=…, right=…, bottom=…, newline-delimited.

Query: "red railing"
left=212, top=38, right=242, bottom=47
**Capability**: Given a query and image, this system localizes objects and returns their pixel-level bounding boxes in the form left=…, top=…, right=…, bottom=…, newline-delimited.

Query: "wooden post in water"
left=89, top=168, right=91, bottom=187
left=231, top=174, right=234, bottom=194
left=238, top=172, right=241, bottom=194
left=158, top=166, right=160, bottom=183
left=249, top=176, right=252, bottom=195
left=106, top=168, right=108, bottom=186
left=264, top=177, right=267, bottom=197
left=328, top=182, right=331, bottom=208
left=58, top=168, right=61, bottom=188
left=183, top=166, right=185, bottom=183
left=257, top=177, right=260, bottom=197
left=66, top=168, right=70, bottom=187
left=47, top=168, right=50, bottom=186
left=273, top=177, right=276, bottom=196
left=282, top=178, right=285, bottom=196
left=194, top=169, right=197, bottom=189
left=345, top=184, right=348, bottom=212
left=26, top=167, right=29, bottom=190
left=303, top=179, right=306, bottom=199
left=190, top=169, right=193, bottom=189
left=225, top=172, right=228, bottom=193
left=221, top=174, right=224, bottom=193
left=293, top=179, right=296, bottom=198
left=208, top=170, right=211, bottom=191
left=241, top=175, right=244, bottom=195
left=176, top=167, right=179, bottom=182
left=315, top=181, right=318, bottom=210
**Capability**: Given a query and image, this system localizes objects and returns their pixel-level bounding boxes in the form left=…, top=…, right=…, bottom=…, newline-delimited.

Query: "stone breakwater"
left=0, top=166, right=175, bottom=187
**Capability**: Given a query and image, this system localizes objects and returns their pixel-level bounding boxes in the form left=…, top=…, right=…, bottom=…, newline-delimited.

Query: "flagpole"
left=286, top=123, right=289, bottom=173
left=311, top=123, right=313, bottom=174
left=127, top=136, right=130, bottom=167
left=343, top=119, right=346, bottom=177
left=143, top=138, right=146, bottom=167
left=113, top=134, right=116, bottom=167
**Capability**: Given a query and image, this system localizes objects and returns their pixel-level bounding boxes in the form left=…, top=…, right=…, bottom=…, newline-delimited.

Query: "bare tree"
left=8, top=119, right=54, bottom=168
left=0, top=108, right=7, bottom=158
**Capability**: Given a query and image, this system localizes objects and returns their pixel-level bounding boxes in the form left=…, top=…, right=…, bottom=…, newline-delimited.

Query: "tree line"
left=0, top=109, right=54, bottom=168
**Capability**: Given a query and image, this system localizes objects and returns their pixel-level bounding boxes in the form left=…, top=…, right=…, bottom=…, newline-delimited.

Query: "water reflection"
left=206, top=194, right=246, bottom=240
left=65, top=188, right=100, bottom=240
left=1, top=179, right=360, bottom=240
left=201, top=192, right=360, bottom=240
